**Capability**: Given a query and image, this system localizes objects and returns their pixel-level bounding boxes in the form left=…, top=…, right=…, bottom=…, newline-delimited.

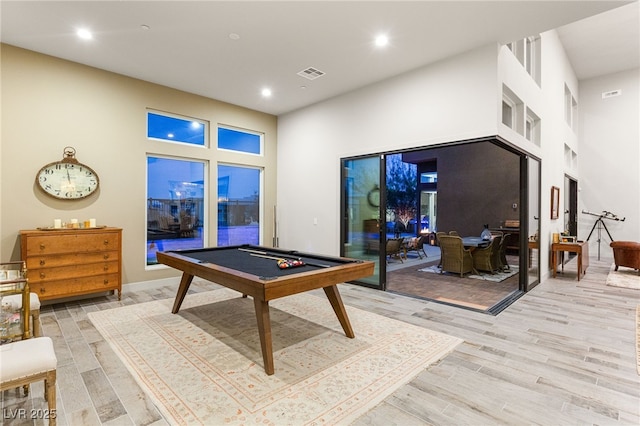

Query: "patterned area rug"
left=88, top=287, right=462, bottom=425
left=420, top=265, right=519, bottom=283
left=606, top=263, right=640, bottom=289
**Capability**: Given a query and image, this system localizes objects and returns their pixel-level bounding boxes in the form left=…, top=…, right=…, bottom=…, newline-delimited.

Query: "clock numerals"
left=37, top=160, right=100, bottom=200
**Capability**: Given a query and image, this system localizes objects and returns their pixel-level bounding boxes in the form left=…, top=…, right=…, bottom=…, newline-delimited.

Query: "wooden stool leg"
left=45, top=370, right=57, bottom=426
left=32, top=310, right=41, bottom=337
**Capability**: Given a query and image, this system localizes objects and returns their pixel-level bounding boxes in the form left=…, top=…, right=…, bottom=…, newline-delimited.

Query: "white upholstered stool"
left=0, top=337, right=57, bottom=425
left=2, top=292, right=41, bottom=337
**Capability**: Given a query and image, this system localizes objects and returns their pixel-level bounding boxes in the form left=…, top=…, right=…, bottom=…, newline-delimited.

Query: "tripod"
left=583, top=210, right=625, bottom=260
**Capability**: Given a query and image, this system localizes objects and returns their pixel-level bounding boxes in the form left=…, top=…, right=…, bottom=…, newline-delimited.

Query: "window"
left=564, top=144, right=578, bottom=170
left=564, top=84, right=578, bottom=132
left=218, top=126, right=262, bottom=155
left=525, top=36, right=541, bottom=86
left=146, top=156, right=206, bottom=265
left=147, top=111, right=207, bottom=146
left=502, top=84, right=524, bottom=136
left=506, top=35, right=541, bottom=87
left=217, top=164, right=261, bottom=246
left=525, top=107, right=541, bottom=146
left=502, top=100, right=514, bottom=128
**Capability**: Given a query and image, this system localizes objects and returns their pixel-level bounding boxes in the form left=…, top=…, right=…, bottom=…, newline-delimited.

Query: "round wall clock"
left=36, top=147, right=100, bottom=200
left=367, top=185, right=380, bottom=208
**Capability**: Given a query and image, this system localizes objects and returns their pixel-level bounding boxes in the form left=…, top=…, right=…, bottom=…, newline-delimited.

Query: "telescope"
left=582, top=209, right=625, bottom=259
left=582, top=210, right=625, bottom=222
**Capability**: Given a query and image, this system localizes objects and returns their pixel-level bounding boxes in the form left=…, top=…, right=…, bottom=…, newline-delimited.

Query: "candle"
left=54, top=219, right=62, bottom=229
left=89, top=218, right=96, bottom=228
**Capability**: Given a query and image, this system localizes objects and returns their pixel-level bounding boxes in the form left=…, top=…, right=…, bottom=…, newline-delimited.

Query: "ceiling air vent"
left=297, top=67, right=325, bottom=80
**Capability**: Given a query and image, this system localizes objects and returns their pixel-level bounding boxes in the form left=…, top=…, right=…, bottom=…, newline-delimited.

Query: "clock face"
left=37, top=161, right=100, bottom=200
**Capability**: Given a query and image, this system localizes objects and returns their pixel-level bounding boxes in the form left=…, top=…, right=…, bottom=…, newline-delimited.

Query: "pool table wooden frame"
left=156, top=245, right=374, bottom=375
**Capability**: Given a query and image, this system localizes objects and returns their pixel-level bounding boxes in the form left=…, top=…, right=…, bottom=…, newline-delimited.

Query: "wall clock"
left=36, top=147, right=100, bottom=200
left=367, top=185, right=380, bottom=208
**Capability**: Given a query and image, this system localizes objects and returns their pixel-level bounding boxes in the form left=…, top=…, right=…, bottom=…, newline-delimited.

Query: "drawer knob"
left=40, top=288, right=46, bottom=293
left=103, top=254, right=110, bottom=260
left=103, top=240, right=109, bottom=245
left=103, top=279, right=109, bottom=285
left=103, top=265, right=109, bottom=271
left=40, top=272, right=46, bottom=279
left=40, top=259, right=46, bottom=266
left=40, top=244, right=45, bottom=250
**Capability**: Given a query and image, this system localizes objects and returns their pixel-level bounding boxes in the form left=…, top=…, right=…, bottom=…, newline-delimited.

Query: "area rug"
left=419, top=265, right=519, bottom=283
left=88, top=287, right=462, bottom=425
left=606, top=263, right=640, bottom=289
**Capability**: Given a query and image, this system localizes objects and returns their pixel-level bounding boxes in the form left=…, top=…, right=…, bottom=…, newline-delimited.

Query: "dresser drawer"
left=28, top=261, right=119, bottom=282
left=34, top=274, right=120, bottom=300
left=22, top=232, right=120, bottom=256
left=25, top=250, right=119, bottom=269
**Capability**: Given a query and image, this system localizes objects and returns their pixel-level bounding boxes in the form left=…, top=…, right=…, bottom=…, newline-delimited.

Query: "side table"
left=551, top=241, right=589, bottom=281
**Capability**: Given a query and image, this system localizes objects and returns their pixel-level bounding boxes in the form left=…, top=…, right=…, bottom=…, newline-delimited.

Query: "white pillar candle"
left=54, top=219, right=62, bottom=229
left=89, top=218, right=96, bottom=228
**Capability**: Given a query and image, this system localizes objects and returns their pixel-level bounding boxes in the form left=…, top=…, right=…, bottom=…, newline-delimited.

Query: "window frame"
left=217, top=125, right=264, bottom=156
left=145, top=154, right=208, bottom=269
left=147, top=109, right=209, bottom=148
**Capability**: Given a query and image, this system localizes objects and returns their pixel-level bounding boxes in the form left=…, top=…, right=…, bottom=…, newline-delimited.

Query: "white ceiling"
left=1, top=1, right=638, bottom=116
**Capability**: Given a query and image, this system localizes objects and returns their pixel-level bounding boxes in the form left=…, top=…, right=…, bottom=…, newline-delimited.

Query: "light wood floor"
left=1, top=257, right=638, bottom=425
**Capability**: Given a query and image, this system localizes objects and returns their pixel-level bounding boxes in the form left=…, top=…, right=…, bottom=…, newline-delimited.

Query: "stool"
left=2, top=292, right=41, bottom=337
left=0, top=337, right=57, bottom=425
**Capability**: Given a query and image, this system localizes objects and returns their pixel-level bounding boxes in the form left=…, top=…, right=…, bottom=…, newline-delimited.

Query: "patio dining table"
left=461, top=237, right=490, bottom=249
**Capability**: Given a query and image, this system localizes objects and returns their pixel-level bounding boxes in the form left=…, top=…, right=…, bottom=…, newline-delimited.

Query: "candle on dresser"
left=89, top=218, right=96, bottom=228
left=54, top=219, right=62, bottom=229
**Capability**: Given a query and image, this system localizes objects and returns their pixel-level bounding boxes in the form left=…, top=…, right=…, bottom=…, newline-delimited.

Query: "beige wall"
left=0, top=44, right=278, bottom=284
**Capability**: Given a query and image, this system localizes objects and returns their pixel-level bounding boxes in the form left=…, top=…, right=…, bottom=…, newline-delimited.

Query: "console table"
left=551, top=241, right=589, bottom=281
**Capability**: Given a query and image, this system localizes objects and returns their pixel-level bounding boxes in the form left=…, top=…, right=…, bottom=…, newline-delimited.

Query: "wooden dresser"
left=20, top=227, right=122, bottom=301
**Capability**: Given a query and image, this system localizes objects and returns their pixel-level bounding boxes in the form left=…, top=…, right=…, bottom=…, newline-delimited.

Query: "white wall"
left=277, top=44, right=500, bottom=255
left=578, top=68, right=640, bottom=257
left=278, top=28, right=640, bottom=277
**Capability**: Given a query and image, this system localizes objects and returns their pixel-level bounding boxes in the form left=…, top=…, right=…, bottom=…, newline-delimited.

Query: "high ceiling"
left=2, top=1, right=638, bottom=116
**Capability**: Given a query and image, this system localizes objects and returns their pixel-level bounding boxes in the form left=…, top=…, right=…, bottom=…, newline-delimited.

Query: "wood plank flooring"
left=1, top=258, right=638, bottom=425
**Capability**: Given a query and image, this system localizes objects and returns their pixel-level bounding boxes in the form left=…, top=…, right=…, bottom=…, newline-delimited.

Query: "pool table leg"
left=171, top=273, right=194, bottom=314
left=323, top=285, right=355, bottom=339
left=253, top=297, right=275, bottom=375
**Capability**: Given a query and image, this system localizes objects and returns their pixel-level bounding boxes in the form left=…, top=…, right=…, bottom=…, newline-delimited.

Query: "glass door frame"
left=340, top=153, right=387, bottom=290
left=340, top=137, right=542, bottom=298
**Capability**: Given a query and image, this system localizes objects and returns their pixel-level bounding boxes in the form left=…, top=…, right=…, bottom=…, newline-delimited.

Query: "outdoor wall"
left=578, top=67, right=640, bottom=256
left=0, top=44, right=278, bottom=284
left=431, top=142, right=521, bottom=236
left=277, top=44, right=500, bottom=255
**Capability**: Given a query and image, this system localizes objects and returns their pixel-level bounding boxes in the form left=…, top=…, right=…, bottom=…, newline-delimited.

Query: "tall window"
left=217, top=165, right=261, bottom=246
left=564, top=84, right=578, bottom=132
left=146, top=156, right=206, bottom=265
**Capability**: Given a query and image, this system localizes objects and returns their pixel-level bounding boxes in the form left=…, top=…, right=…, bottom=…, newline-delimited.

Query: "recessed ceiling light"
left=374, top=34, right=389, bottom=47
left=229, top=33, right=240, bottom=40
left=261, top=88, right=272, bottom=97
left=141, top=24, right=150, bottom=31
left=76, top=28, right=93, bottom=40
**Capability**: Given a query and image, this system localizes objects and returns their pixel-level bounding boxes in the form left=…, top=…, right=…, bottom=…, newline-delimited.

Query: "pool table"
left=156, top=245, right=374, bottom=375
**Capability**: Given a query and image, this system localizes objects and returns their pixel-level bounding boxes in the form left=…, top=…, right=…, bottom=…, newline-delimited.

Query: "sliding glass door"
left=341, top=155, right=384, bottom=289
